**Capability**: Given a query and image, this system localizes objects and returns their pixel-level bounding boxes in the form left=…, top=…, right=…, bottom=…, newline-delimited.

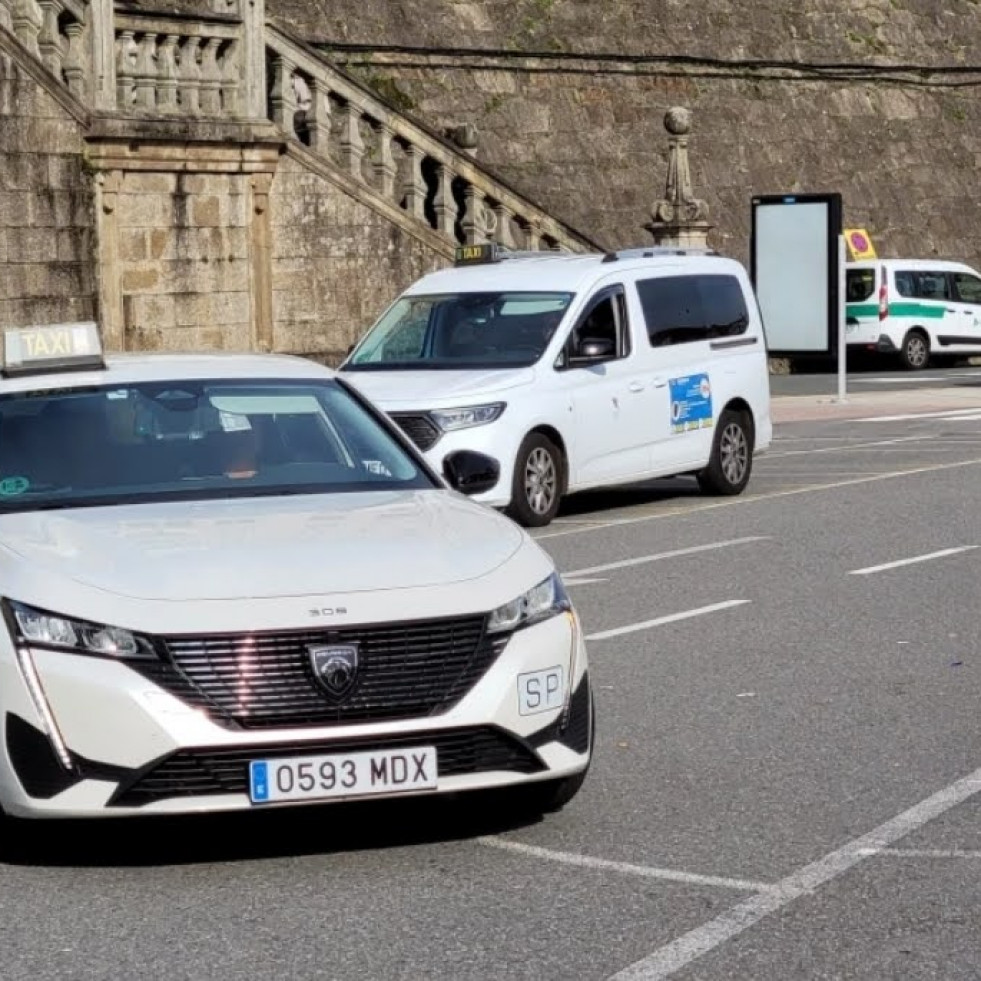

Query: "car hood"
left=0, top=491, right=525, bottom=602
left=342, top=367, right=534, bottom=407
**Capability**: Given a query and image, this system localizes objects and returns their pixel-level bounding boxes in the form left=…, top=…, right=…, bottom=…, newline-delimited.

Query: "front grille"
left=390, top=412, right=441, bottom=451
left=109, top=727, right=545, bottom=807
left=156, top=616, right=506, bottom=729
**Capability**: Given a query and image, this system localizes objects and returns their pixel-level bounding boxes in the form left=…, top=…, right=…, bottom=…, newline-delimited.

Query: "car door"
left=949, top=270, right=981, bottom=348
left=556, top=284, right=657, bottom=487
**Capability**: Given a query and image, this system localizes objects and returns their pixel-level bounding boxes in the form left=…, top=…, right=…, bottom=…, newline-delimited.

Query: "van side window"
left=912, top=271, right=951, bottom=301
left=637, top=275, right=748, bottom=347
left=894, top=272, right=916, bottom=298
left=953, top=273, right=981, bottom=305
left=563, top=287, right=630, bottom=366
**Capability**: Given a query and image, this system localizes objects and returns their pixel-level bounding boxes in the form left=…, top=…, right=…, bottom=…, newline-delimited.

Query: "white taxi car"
left=341, top=244, right=772, bottom=527
left=0, top=322, right=591, bottom=819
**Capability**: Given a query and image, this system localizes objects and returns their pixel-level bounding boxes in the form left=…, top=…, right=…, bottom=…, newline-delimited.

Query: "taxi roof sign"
left=2, top=322, right=105, bottom=377
left=454, top=242, right=501, bottom=266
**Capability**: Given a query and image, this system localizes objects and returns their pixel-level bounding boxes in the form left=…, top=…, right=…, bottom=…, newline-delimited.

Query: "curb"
left=771, top=386, right=981, bottom=424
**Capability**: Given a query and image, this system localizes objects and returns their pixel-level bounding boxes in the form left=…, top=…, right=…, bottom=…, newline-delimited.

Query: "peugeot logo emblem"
left=308, top=644, right=359, bottom=701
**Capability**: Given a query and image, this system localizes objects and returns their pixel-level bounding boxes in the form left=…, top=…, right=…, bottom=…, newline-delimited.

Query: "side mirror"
left=578, top=337, right=615, bottom=360
left=442, top=450, right=500, bottom=496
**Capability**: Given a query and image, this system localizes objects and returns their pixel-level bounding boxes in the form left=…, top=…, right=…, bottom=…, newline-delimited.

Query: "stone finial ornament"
left=645, top=107, right=712, bottom=248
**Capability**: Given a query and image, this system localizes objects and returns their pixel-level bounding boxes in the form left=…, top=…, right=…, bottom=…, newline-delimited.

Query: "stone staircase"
left=1, top=0, right=599, bottom=258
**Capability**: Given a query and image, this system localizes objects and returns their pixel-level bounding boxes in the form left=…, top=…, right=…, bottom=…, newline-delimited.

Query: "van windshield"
left=846, top=268, right=876, bottom=302
left=343, top=292, right=573, bottom=370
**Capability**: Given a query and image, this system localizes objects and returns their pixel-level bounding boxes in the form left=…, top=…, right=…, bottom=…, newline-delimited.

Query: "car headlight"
left=6, top=601, right=156, bottom=660
left=430, top=402, right=506, bottom=432
left=487, top=572, right=571, bottom=635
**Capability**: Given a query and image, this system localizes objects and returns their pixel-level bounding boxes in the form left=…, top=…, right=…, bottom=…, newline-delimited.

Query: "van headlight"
left=430, top=402, right=506, bottom=432
left=487, top=573, right=571, bottom=635
left=6, top=601, right=157, bottom=659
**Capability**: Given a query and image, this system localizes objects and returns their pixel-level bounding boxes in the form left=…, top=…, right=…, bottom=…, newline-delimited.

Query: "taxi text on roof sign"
left=2, top=321, right=105, bottom=377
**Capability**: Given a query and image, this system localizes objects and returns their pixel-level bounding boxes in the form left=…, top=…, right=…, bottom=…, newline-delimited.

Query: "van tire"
left=507, top=432, right=563, bottom=527
left=900, top=329, right=930, bottom=370
left=697, top=408, right=753, bottom=495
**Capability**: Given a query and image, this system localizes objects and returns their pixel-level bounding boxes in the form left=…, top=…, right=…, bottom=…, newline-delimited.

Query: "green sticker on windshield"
left=0, top=476, right=29, bottom=496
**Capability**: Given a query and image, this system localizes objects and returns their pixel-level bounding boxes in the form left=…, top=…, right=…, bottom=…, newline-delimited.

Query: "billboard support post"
left=834, top=234, right=847, bottom=403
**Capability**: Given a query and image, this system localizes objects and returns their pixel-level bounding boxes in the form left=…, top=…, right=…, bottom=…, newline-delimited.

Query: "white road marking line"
left=532, top=456, right=981, bottom=541
left=849, top=546, right=977, bottom=576
left=563, top=577, right=610, bottom=587
left=564, top=536, right=768, bottom=579
left=852, top=407, right=981, bottom=423
left=857, top=847, right=981, bottom=859
left=608, top=764, right=981, bottom=980
left=761, top=435, right=928, bottom=459
left=477, top=837, right=776, bottom=893
left=585, top=600, right=750, bottom=641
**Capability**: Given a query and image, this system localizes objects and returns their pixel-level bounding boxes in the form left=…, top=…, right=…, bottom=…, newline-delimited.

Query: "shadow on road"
left=556, top=477, right=700, bottom=521
left=0, top=790, right=547, bottom=868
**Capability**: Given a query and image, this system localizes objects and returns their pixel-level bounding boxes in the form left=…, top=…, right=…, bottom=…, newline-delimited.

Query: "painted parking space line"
left=857, top=847, right=981, bottom=859
left=760, top=435, right=928, bottom=459
left=532, top=456, right=981, bottom=542
left=563, top=577, right=610, bottom=587
left=849, top=546, right=978, bottom=576
left=607, top=764, right=981, bottom=980
left=564, top=537, right=768, bottom=579
left=585, top=600, right=750, bottom=642
left=478, top=837, right=777, bottom=893
left=852, top=407, right=981, bottom=423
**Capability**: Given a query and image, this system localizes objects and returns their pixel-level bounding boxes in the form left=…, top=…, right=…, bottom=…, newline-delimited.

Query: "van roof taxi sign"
left=2, top=322, right=105, bottom=377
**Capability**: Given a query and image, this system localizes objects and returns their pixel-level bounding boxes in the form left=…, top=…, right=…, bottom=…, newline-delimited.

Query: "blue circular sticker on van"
left=0, top=476, right=30, bottom=496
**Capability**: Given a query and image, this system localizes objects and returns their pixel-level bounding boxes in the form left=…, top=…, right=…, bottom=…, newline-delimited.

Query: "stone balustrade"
left=266, top=25, right=593, bottom=253
left=114, top=9, right=243, bottom=115
left=3, top=0, right=89, bottom=98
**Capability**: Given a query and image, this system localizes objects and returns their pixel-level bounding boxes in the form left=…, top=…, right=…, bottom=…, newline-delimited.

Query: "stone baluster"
left=401, top=144, right=427, bottom=221
left=268, top=53, right=297, bottom=131
left=178, top=35, right=202, bottom=114
left=432, top=163, right=456, bottom=238
left=306, top=77, right=332, bottom=154
left=492, top=203, right=517, bottom=249
left=374, top=123, right=397, bottom=200
left=524, top=221, right=543, bottom=251
left=115, top=29, right=138, bottom=108
left=37, top=0, right=64, bottom=78
left=220, top=39, right=240, bottom=114
left=133, top=32, right=157, bottom=110
left=198, top=36, right=222, bottom=114
left=461, top=185, right=487, bottom=245
left=62, top=20, right=86, bottom=97
left=338, top=101, right=364, bottom=178
left=12, top=0, right=44, bottom=57
left=0, top=0, right=12, bottom=31
left=155, top=34, right=179, bottom=111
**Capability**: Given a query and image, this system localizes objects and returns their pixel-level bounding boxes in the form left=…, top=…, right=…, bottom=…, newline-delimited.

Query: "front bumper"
left=0, top=613, right=590, bottom=818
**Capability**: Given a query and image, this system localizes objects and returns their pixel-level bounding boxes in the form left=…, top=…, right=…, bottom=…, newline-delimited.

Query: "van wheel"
left=697, top=409, right=753, bottom=495
left=507, top=433, right=563, bottom=527
left=900, top=330, right=930, bottom=370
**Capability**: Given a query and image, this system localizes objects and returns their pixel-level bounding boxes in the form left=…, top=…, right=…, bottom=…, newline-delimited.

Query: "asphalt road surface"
left=2, top=389, right=981, bottom=981
left=769, top=359, right=981, bottom=398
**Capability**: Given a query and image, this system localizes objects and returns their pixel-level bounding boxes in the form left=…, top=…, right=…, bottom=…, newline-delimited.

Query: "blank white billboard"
left=752, top=197, right=840, bottom=354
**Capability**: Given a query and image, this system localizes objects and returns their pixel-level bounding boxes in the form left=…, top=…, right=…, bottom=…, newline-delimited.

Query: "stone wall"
left=270, top=152, right=447, bottom=363
left=270, top=0, right=981, bottom=268
left=0, top=35, right=96, bottom=330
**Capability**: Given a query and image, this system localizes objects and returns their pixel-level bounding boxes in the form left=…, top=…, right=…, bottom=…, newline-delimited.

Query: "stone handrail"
left=266, top=24, right=597, bottom=253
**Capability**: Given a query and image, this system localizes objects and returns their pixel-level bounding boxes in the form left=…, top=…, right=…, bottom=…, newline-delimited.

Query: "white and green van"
left=845, top=259, right=981, bottom=369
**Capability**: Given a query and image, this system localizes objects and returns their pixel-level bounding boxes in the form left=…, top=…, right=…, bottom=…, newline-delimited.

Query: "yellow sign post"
left=844, top=228, right=876, bottom=261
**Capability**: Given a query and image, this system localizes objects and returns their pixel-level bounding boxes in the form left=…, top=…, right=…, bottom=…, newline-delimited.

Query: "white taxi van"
left=341, top=244, right=773, bottom=527
left=846, top=258, right=981, bottom=369
left=0, top=322, right=591, bottom=819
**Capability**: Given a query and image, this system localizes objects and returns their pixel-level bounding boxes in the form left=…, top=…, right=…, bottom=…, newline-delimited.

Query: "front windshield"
left=0, top=378, right=433, bottom=513
left=343, top=292, right=573, bottom=370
